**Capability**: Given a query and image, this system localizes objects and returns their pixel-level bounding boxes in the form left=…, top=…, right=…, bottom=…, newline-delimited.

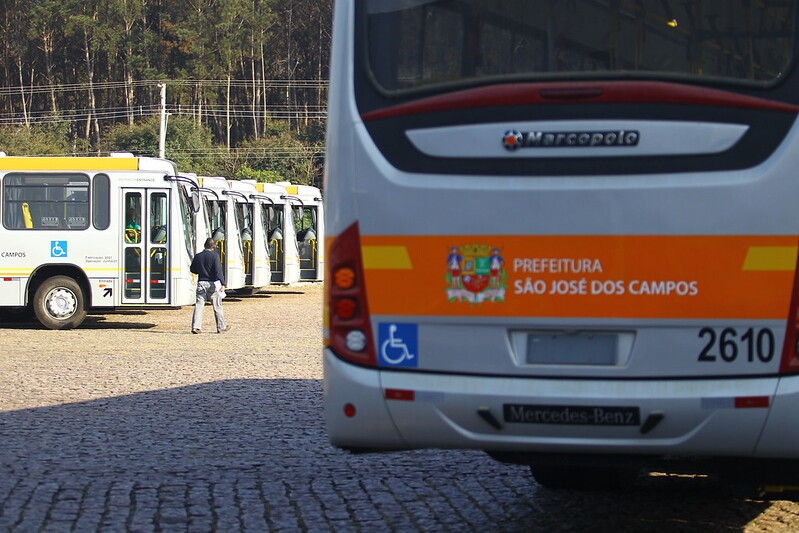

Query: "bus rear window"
left=366, top=0, right=796, bottom=92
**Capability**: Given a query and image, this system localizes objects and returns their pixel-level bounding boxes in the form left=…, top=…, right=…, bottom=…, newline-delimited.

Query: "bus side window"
left=125, top=193, right=142, bottom=244
left=3, top=173, right=89, bottom=230
left=150, top=192, right=168, bottom=244
left=92, top=174, right=110, bottom=230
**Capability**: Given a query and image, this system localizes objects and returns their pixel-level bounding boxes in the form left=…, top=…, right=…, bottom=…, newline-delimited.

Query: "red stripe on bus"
left=385, top=389, right=415, bottom=401
left=361, top=81, right=799, bottom=121
left=734, top=396, right=770, bottom=409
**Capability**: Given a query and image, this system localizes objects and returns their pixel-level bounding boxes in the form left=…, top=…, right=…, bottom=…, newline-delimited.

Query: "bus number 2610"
left=697, top=327, right=776, bottom=363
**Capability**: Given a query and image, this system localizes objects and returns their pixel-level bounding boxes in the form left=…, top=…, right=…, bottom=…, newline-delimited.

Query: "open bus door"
left=293, top=202, right=319, bottom=280
left=122, top=188, right=170, bottom=305
left=265, top=201, right=286, bottom=283
left=289, top=187, right=323, bottom=282
left=230, top=179, right=272, bottom=291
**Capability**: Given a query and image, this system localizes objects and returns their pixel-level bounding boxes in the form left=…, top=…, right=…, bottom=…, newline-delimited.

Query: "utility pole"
left=158, top=82, right=167, bottom=159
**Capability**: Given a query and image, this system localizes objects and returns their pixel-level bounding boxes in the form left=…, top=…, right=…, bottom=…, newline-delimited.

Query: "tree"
left=102, top=115, right=217, bottom=174
left=0, top=123, right=80, bottom=156
left=233, top=120, right=322, bottom=186
left=0, top=0, right=333, bottom=164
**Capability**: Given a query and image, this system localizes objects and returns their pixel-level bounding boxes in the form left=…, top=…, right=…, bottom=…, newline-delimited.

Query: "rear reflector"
left=735, top=396, right=770, bottom=409
left=385, top=389, right=415, bottom=401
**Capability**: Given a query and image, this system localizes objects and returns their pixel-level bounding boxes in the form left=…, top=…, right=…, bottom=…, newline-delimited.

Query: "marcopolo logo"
left=502, top=129, right=640, bottom=151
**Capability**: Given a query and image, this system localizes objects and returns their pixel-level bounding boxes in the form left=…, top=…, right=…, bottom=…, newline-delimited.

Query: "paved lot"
left=2, top=285, right=799, bottom=532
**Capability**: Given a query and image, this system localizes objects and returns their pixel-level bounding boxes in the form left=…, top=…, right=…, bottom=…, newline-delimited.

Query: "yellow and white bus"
left=228, top=179, right=272, bottom=293
left=324, top=0, right=799, bottom=488
left=197, top=176, right=246, bottom=291
left=0, top=155, right=197, bottom=329
left=255, top=182, right=302, bottom=285
left=282, top=183, right=325, bottom=282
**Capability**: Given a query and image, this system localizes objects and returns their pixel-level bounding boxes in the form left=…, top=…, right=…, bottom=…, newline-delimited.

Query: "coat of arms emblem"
left=446, top=244, right=506, bottom=303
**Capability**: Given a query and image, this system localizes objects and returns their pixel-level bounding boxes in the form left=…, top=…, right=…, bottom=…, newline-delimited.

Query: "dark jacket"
left=190, top=249, right=225, bottom=285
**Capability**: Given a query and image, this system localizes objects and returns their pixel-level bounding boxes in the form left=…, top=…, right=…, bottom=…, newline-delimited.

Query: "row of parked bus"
left=0, top=154, right=323, bottom=329
left=180, top=174, right=324, bottom=292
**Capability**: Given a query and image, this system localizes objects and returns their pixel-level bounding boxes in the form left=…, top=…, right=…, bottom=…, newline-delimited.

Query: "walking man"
left=190, top=237, right=231, bottom=334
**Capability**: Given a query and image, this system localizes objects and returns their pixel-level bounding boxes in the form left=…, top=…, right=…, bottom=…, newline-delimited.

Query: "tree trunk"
left=84, top=30, right=100, bottom=146
left=226, top=74, right=231, bottom=150
left=17, top=60, right=29, bottom=128
left=261, top=42, right=268, bottom=134
left=42, top=33, right=58, bottom=114
left=250, top=47, right=259, bottom=139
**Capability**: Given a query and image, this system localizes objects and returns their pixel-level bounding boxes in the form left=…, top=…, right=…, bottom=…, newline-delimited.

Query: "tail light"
left=780, top=251, right=799, bottom=374
left=325, top=222, right=377, bottom=366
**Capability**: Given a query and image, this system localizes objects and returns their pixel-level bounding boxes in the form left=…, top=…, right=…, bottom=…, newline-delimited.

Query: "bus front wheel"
left=33, top=276, right=86, bottom=330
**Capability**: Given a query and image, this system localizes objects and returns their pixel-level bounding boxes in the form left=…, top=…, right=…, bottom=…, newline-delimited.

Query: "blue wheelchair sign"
left=378, top=323, right=419, bottom=368
left=50, top=241, right=68, bottom=258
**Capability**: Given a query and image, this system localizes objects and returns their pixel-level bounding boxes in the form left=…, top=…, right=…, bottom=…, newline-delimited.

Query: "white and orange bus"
left=323, top=0, right=799, bottom=489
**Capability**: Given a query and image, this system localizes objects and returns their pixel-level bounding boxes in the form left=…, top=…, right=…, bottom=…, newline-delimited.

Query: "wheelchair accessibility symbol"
left=50, top=241, right=68, bottom=258
left=378, top=323, right=419, bottom=368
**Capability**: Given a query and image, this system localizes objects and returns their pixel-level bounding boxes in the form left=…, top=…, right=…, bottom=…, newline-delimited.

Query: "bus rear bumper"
left=324, top=350, right=799, bottom=459
left=324, top=349, right=409, bottom=450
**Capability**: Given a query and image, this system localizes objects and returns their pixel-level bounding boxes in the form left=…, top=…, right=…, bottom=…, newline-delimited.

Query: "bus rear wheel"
left=33, top=276, right=86, bottom=330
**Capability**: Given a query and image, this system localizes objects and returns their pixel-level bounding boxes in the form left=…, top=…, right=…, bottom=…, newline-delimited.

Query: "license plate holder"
left=503, top=404, right=641, bottom=426
left=526, top=332, right=617, bottom=365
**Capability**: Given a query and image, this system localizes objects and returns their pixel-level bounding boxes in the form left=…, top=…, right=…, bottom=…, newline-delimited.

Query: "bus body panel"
left=325, top=349, right=781, bottom=457
left=328, top=104, right=799, bottom=380
left=324, top=348, right=408, bottom=449
left=0, top=279, right=22, bottom=304
left=754, top=376, right=799, bottom=457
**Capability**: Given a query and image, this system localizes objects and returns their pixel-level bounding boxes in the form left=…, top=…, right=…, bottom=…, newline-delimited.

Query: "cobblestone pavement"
left=2, top=285, right=799, bottom=532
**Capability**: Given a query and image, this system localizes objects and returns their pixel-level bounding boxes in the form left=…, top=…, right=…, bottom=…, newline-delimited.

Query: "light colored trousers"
left=192, top=281, right=226, bottom=332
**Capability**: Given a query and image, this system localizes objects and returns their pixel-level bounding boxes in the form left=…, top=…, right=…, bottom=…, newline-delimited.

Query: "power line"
left=0, top=105, right=327, bottom=126
left=0, top=79, right=328, bottom=97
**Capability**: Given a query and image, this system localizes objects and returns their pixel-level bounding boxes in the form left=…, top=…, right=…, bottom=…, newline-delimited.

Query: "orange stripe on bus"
left=358, top=235, right=799, bottom=320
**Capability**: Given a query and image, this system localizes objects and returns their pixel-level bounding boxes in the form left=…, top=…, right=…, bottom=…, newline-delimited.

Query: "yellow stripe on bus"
left=0, top=157, right=139, bottom=171
left=742, top=246, right=798, bottom=271
left=362, top=246, right=413, bottom=270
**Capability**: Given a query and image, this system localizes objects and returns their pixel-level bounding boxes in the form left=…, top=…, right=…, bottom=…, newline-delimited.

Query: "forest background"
left=0, top=0, right=331, bottom=187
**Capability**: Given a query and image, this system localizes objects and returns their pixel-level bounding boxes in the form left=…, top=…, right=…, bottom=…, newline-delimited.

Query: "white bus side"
left=0, top=156, right=195, bottom=329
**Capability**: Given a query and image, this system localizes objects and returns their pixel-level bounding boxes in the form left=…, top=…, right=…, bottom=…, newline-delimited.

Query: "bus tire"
left=530, top=465, right=639, bottom=490
left=33, top=276, right=87, bottom=330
